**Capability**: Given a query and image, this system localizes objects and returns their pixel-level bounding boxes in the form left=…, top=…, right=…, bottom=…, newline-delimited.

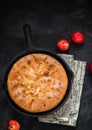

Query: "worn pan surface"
left=2, top=24, right=74, bottom=117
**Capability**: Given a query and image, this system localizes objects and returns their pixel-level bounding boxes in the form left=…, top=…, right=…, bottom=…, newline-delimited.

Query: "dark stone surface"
left=0, top=0, right=92, bottom=129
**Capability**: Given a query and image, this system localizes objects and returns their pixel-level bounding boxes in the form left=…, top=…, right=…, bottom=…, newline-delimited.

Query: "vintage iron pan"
left=2, top=24, right=74, bottom=117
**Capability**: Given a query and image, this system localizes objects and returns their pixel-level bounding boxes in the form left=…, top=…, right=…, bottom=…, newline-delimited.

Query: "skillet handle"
left=23, top=24, right=35, bottom=51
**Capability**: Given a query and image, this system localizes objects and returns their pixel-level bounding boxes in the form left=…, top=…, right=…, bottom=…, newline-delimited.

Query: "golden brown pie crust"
left=7, top=53, right=68, bottom=113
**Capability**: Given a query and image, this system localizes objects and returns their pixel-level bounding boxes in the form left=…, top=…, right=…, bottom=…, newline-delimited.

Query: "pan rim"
left=2, top=49, right=74, bottom=117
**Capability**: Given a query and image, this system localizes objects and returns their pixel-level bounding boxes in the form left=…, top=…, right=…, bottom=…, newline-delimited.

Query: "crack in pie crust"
left=7, top=53, right=68, bottom=113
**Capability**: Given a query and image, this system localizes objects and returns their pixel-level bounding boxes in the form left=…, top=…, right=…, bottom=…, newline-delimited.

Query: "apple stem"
left=78, top=33, right=80, bottom=36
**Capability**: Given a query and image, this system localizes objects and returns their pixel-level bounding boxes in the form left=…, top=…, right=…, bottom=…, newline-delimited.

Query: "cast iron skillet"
left=2, top=24, right=74, bottom=117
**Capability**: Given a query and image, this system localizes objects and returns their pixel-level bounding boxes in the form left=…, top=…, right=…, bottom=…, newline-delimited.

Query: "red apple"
left=8, top=120, right=20, bottom=130
left=57, top=39, right=70, bottom=51
left=71, top=31, right=85, bottom=44
left=88, top=63, right=92, bottom=74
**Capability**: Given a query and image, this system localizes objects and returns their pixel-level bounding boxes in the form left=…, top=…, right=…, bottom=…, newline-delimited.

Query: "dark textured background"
left=0, top=0, right=92, bottom=129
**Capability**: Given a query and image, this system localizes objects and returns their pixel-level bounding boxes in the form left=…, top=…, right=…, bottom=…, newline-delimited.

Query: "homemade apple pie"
left=7, top=53, right=68, bottom=113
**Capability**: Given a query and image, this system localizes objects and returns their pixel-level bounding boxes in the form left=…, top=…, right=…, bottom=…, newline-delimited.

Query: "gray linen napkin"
left=38, top=54, right=86, bottom=127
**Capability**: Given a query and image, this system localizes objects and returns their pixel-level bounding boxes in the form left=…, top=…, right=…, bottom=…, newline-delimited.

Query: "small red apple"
left=57, top=39, right=70, bottom=51
left=88, top=63, right=92, bottom=74
left=71, top=31, right=85, bottom=44
left=8, top=120, right=20, bottom=130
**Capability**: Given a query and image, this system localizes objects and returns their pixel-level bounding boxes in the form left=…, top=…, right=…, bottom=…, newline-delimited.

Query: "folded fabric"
left=38, top=54, right=86, bottom=127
